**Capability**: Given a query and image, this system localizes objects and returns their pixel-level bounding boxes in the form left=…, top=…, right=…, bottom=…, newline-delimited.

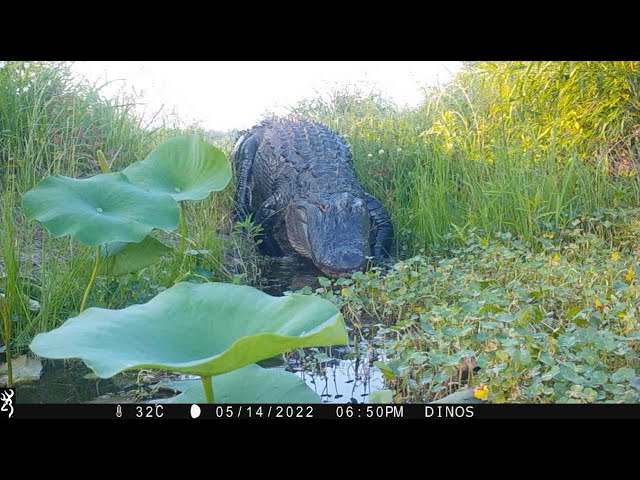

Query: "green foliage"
left=30, top=281, right=347, bottom=402
left=22, top=173, right=180, bottom=245
left=30, top=281, right=348, bottom=377
left=0, top=61, right=245, bottom=350
left=369, top=389, right=394, bottom=404
left=98, top=237, right=173, bottom=277
left=315, top=209, right=640, bottom=403
left=291, top=62, right=640, bottom=254
left=122, top=135, right=232, bottom=201
left=162, top=364, right=322, bottom=403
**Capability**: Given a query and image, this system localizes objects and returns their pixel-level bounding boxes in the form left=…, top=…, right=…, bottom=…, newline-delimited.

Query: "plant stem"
left=175, top=203, right=190, bottom=279
left=179, top=203, right=188, bottom=255
left=201, top=375, right=215, bottom=404
left=80, top=246, right=101, bottom=313
left=1, top=299, right=12, bottom=388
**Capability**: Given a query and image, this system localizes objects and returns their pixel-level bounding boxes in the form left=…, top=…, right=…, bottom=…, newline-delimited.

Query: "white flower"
left=397, top=147, right=402, bottom=153
left=378, top=149, right=385, bottom=155
left=367, top=153, right=373, bottom=158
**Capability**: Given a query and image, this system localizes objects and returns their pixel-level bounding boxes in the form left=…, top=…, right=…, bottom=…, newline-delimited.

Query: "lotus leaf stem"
left=201, top=375, right=215, bottom=404
left=80, top=246, right=101, bottom=313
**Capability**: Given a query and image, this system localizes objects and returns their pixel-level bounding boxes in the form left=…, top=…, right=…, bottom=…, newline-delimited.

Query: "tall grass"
left=3, top=60, right=640, bottom=350
left=291, top=61, right=640, bottom=253
left=0, top=62, right=247, bottom=350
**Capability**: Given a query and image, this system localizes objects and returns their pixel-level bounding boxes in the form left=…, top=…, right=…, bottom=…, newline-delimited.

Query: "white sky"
left=71, top=61, right=463, bottom=131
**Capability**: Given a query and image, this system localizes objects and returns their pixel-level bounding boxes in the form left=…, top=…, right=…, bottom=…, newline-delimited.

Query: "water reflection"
left=259, top=257, right=385, bottom=403
left=287, top=346, right=385, bottom=404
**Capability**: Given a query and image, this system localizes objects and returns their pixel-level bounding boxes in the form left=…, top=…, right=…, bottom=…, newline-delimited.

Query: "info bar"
left=3, top=404, right=640, bottom=420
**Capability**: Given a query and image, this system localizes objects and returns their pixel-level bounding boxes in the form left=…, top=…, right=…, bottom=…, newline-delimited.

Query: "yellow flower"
left=474, top=384, right=489, bottom=400
left=543, top=232, right=554, bottom=239
left=625, top=268, right=635, bottom=283
left=551, top=254, right=561, bottom=265
left=611, top=252, right=619, bottom=261
left=594, top=298, right=603, bottom=309
left=618, top=311, right=626, bottom=319
left=340, top=288, right=349, bottom=297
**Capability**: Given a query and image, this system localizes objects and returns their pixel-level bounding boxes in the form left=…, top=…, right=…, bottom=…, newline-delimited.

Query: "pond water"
left=261, top=256, right=385, bottom=403
left=16, top=255, right=385, bottom=404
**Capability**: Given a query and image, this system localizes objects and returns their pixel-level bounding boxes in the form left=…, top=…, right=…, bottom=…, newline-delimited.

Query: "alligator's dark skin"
left=232, top=117, right=393, bottom=278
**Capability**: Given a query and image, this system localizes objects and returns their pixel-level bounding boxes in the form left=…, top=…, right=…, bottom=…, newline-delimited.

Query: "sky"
left=71, top=61, right=463, bottom=131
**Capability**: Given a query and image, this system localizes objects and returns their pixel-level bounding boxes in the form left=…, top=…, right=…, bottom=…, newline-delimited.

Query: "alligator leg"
left=254, top=196, right=284, bottom=257
left=365, top=193, right=393, bottom=261
left=231, top=132, right=260, bottom=221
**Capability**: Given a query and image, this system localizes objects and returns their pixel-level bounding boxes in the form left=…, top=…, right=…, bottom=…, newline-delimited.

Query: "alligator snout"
left=316, top=250, right=367, bottom=278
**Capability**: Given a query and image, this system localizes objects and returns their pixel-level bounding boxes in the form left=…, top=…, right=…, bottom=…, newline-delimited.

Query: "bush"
left=291, top=62, right=640, bottom=254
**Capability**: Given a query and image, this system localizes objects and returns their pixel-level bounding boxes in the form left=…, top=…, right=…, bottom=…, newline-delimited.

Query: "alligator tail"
left=231, top=132, right=260, bottom=221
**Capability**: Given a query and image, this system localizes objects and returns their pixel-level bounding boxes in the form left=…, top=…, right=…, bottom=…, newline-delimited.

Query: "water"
left=259, top=255, right=323, bottom=296
left=261, top=256, right=385, bottom=404
left=285, top=345, right=385, bottom=404
left=16, top=255, right=385, bottom=404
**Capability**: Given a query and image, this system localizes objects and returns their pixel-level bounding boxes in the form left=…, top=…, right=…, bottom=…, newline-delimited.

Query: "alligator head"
left=285, top=192, right=371, bottom=278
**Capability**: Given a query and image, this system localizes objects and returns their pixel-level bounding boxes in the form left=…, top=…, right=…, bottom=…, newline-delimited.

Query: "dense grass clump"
left=292, top=61, right=640, bottom=254
left=0, top=62, right=252, bottom=351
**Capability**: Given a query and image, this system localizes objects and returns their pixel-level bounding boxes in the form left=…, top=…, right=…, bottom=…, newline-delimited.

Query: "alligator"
left=231, top=117, right=393, bottom=278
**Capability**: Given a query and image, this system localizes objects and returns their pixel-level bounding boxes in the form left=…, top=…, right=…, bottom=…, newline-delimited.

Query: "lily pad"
left=30, top=282, right=348, bottom=378
left=161, top=364, right=321, bottom=403
left=99, top=236, right=173, bottom=277
left=22, top=173, right=179, bottom=246
left=123, top=136, right=232, bottom=201
left=369, top=389, right=394, bottom=404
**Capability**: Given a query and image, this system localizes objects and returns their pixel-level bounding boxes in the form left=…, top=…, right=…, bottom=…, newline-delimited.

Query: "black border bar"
left=3, top=404, right=640, bottom=420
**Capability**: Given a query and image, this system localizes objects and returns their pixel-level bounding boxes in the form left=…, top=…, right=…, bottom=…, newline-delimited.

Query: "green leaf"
left=99, top=237, right=173, bottom=277
left=479, top=304, right=505, bottom=314
left=541, top=365, right=560, bottom=381
left=22, top=173, right=179, bottom=246
left=30, top=282, right=348, bottom=378
left=161, top=364, right=321, bottom=403
left=373, top=360, right=403, bottom=379
left=610, top=367, right=635, bottom=384
left=431, top=388, right=485, bottom=404
left=123, top=136, right=232, bottom=201
left=369, top=389, right=394, bottom=404
left=566, top=306, right=583, bottom=320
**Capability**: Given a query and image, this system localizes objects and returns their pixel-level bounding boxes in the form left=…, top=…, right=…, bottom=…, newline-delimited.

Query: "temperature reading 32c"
left=130, top=405, right=164, bottom=418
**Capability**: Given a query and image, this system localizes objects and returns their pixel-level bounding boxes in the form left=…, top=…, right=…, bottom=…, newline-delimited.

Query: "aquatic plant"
left=21, top=136, right=231, bottom=311
left=30, top=282, right=348, bottom=403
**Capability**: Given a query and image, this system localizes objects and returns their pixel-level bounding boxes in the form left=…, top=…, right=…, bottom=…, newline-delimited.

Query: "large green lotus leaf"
left=98, top=237, right=173, bottom=277
left=161, top=364, right=321, bottom=404
left=122, top=136, right=232, bottom=201
left=30, top=282, right=348, bottom=378
left=22, top=173, right=179, bottom=246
